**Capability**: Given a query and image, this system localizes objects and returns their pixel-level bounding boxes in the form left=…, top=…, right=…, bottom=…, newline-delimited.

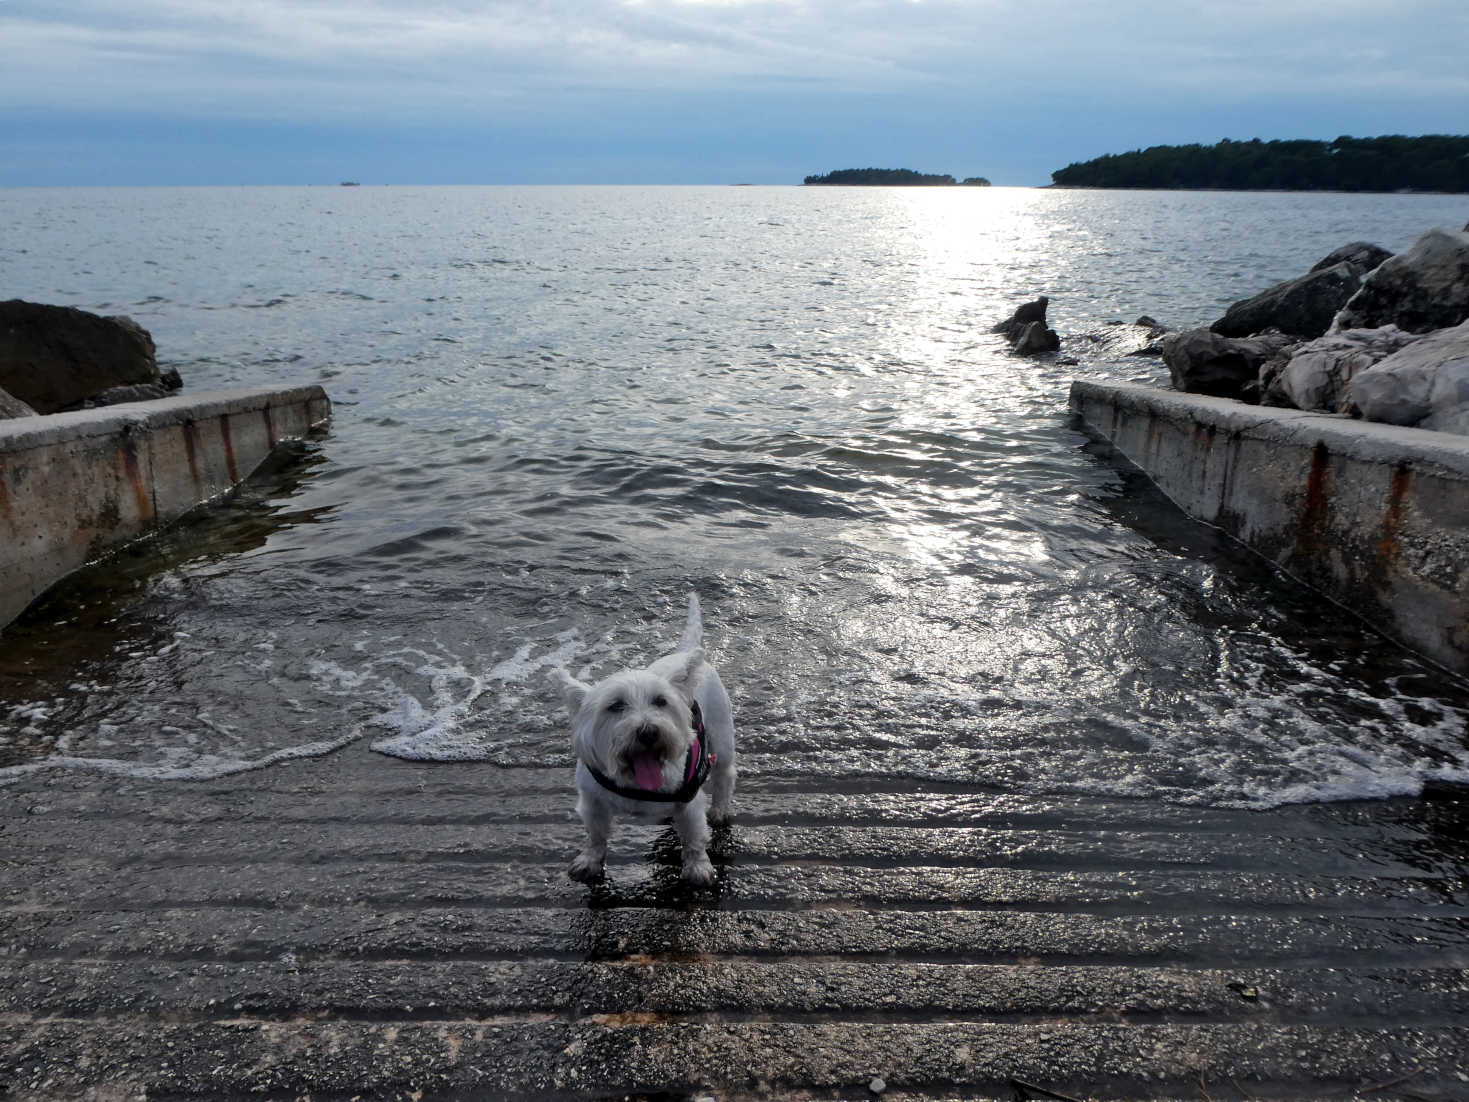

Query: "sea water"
left=2, top=184, right=1468, bottom=807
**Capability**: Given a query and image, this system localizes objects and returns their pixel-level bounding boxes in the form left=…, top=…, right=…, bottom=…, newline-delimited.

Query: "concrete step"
left=4, top=959, right=1468, bottom=1024
left=2, top=1018, right=1462, bottom=1100
left=5, top=904, right=1468, bottom=968
left=4, top=818, right=1434, bottom=877
left=3, top=858, right=1460, bottom=913
left=4, top=763, right=1468, bottom=1099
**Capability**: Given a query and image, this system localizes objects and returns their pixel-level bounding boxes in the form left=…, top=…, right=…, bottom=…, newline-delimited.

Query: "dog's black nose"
left=635, top=725, right=660, bottom=747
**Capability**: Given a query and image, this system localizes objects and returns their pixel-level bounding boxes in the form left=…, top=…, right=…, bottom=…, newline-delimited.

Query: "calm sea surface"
left=3, top=185, right=1468, bottom=806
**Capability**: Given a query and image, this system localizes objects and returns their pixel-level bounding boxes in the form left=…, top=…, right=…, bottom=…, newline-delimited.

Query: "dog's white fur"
left=556, top=594, right=736, bottom=885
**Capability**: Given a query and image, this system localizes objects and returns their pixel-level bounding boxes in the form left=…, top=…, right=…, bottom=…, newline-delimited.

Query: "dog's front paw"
left=569, top=853, right=605, bottom=882
left=681, top=855, right=716, bottom=886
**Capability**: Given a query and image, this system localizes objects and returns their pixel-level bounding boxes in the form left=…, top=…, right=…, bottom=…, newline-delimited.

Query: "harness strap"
left=584, top=700, right=714, bottom=805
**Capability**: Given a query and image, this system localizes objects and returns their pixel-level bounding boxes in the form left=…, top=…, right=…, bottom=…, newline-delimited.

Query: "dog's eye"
left=652, top=695, right=667, bottom=708
left=606, top=699, right=626, bottom=713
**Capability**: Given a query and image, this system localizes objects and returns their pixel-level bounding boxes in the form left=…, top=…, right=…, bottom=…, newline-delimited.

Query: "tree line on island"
left=804, top=135, right=1468, bottom=193
left=803, top=168, right=991, bottom=186
left=1050, top=134, right=1469, bottom=192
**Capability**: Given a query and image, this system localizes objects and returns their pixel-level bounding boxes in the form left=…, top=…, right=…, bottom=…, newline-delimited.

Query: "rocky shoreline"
left=996, top=220, right=1469, bottom=439
left=1159, top=222, right=1469, bottom=435
left=0, top=299, right=182, bottom=419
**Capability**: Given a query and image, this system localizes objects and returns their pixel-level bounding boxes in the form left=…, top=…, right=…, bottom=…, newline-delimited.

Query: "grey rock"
left=1309, top=241, right=1392, bottom=276
left=1011, top=320, right=1061, bottom=354
left=1163, top=328, right=1297, bottom=400
left=0, top=384, right=36, bottom=419
left=1266, top=326, right=1424, bottom=413
left=1348, top=317, right=1469, bottom=435
left=1332, top=227, right=1469, bottom=335
left=993, top=297, right=1060, bottom=355
left=993, top=296, right=1050, bottom=338
left=1211, top=262, right=1362, bottom=340
left=74, top=382, right=173, bottom=410
left=0, top=299, right=162, bottom=414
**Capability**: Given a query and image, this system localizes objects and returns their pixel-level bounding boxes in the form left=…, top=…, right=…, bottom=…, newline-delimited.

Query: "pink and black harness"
left=584, top=700, right=715, bottom=805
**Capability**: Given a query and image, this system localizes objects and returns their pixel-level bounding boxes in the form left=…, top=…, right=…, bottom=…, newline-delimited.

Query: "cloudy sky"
left=3, top=0, right=1467, bottom=186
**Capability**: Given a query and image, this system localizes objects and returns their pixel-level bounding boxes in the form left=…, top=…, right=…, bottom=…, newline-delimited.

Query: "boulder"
left=993, top=296, right=1050, bottom=337
left=1210, top=262, right=1362, bottom=340
left=1309, top=241, right=1392, bottom=276
left=993, top=295, right=1061, bottom=353
left=1262, top=325, right=1423, bottom=412
left=1332, top=227, right=1469, bottom=335
left=0, top=385, right=36, bottom=419
left=1011, top=320, right=1061, bottom=354
left=1163, top=327, right=1297, bottom=400
left=1347, top=318, right=1469, bottom=435
left=0, top=300, right=161, bottom=414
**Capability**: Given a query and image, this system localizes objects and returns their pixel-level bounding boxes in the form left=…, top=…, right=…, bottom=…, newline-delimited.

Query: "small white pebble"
left=869, top=1077, right=886, bottom=1094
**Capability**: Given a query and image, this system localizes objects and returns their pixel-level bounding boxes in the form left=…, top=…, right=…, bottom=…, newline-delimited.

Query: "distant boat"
left=340, top=181, right=360, bottom=187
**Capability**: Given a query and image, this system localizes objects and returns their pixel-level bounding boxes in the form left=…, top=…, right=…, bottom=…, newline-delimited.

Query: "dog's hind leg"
left=673, top=796, right=715, bottom=885
left=570, top=793, right=613, bottom=882
left=705, top=762, right=737, bottom=826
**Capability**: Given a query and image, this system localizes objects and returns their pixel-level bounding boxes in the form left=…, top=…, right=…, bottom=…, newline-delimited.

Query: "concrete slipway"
left=4, top=753, right=1469, bottom=1100
left=1070, top=380, right=1469, bottom=679
left=0, top=386, right=332, bottom=631
left=2, top=380, right=1468, bottom=1099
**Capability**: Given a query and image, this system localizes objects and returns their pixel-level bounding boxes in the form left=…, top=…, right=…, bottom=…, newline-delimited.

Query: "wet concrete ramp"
left=3, top=755, right=1468, bottom=1100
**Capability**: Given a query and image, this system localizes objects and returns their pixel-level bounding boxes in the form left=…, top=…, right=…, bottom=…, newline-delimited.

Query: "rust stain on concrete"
left=1296, top=441, right=1332, bottom=564
left=119, top=435, right=153, bottom=524
left=1374, top=463, right=1413, bottom=581
left=1144, top=415, right=1164, bottom=462
left=181, top=421, right=203, bottom=496
left=219, top=415, right=241, bottom=484
left=263, top=406, right=278, bottom=451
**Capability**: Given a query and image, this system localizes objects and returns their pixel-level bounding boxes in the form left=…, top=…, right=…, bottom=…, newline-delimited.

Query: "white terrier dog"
left=557, top=594, right=736, bottom=885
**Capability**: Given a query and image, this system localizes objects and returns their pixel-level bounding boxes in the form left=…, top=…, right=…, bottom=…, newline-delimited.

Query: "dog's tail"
left=679, top=592, right=703, bottom=653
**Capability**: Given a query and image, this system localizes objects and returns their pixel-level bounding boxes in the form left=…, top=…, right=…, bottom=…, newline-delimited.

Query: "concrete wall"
left=1, top=386, right=331, bottom=631
left=1069, top=380, right=1469, bottom=677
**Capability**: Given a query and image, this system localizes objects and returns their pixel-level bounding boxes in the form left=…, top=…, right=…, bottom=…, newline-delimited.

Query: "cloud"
left=1, top=0, right=1465, bottom=184
left=3, top=0, right=1467, bottom=122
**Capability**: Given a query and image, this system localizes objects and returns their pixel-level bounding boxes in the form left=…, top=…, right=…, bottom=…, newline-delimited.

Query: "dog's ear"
left=667, top=648, right=704, bottom=697
left=552, top=668, right=589, bottom=715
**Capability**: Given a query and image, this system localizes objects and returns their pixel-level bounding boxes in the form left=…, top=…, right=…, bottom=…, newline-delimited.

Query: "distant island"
left=1050, top=134, right=1469, bottom=192
left=804, top=168, right=991, bottom=187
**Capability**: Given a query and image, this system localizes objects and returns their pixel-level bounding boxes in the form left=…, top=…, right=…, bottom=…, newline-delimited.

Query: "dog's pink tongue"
left=631, top=752, right=665, bottom=792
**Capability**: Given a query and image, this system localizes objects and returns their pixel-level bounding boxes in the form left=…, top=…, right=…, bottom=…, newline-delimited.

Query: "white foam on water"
left=0, top=614, right=656, bottom=785
left=0, top=627, right=375, bottom=787
left=1035, top=660, right=1469, bottom=809
left=5, top=701, right=53, bottom=736
left=367, top=631, right=587, bottom=762
left=0, top=731, right=363, bottom=787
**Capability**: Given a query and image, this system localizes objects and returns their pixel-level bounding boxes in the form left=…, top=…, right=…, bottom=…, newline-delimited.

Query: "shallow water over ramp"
left=3, top=185, right=1469, bottom=1098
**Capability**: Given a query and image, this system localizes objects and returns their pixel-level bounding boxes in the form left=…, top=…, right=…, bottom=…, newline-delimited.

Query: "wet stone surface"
left=3, top=753, right=1469, bottom=1100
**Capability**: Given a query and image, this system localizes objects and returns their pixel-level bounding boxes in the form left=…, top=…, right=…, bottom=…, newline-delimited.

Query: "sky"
left=2, top=0, right=1467, bottom=187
